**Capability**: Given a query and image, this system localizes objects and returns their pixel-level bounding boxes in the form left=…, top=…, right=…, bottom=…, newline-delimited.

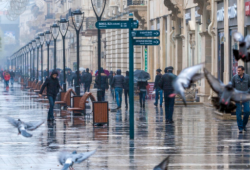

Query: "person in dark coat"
left=111, top=69, right=125, bottom=109
left=39, top=70, right=62, bottom=121
left=158, top=66, right=177, bottom=124
left=66, top=70, right=73, bottom=87
left=137, top=81, right=148, bottom=108
left=154, top=69, right=163, bottom=107
left=10, top=70, right=15, bottom=86
left=83, top=68, right=92, bottom=92
left=95, top=68, right=108, bottom=101
left=109, top=71, right=114, bottom=94
left=124, top=71, right=129, bottom=109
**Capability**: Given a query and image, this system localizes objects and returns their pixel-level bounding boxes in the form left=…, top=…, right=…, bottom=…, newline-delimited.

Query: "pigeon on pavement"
left=153, top=156, right=170, bottom=170
left=6, top=117, right=44, bottom=138
left=58, top=150, right=96, bottom=170
left=233, top=32, right=250, bottom=62
left=204, top=68, right=250, bottom=112
left=170, top=64, right=204, bottom=106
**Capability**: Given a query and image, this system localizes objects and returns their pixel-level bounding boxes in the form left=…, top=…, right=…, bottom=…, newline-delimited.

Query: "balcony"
left=45, top=14, right=55, bottom=20
left=127, top=0, right=147, bottom=6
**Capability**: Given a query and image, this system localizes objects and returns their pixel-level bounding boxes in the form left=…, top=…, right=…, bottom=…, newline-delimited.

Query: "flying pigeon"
left=204, top=68, right=250, bottom=112
left=6, top=117, right=44, bottom=138
left=233, top=32, right=250, bottom=62
left=58, top=150, right=96, bottom=170
left=153, top=156, right=170, bottom=170
left=169, top=64, right=204, bottom=106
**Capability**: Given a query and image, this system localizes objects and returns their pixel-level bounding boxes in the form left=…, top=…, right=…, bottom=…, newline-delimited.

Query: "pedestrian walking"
left=159, top=66, right=177, bottom=124
left=83, top=68, right=92, bottom=92
left=39, top=70, right=62, bottom=121
left=4, top=71, right=10, bottom=90
left=95, top=68, right=108, bottom=101
left=81, top=70, right=85, bottom=90
left=232, top=66, right=250, bottom=133
left=154, top=69, right=163, bottom=107
left=137, top=81, right=148, bottom=108
left=124, top=71, right=129, bottom=109
left=66, top=70, right=73, bottom=87
left=111, top=69, right=124, bottom=109
left=10, top=70, right=15, bottom=86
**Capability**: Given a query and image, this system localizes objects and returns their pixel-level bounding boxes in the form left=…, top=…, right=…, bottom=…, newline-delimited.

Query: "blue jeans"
left=164, top=91, right=175, bottom=121
left=10, top=77, right=14, bottom=85
left=48, top=96, right=56, bottom=120
left=84, top=83, right=90, bottom=92
left=236, top=102, right=250, bottom=130
left=155, top=88, right=163, bottom=106
left=115, top=87, right=123, bottom=107
left=139, top=91, right=146, bottom=105
left=101, top=88, right=106, bottom=101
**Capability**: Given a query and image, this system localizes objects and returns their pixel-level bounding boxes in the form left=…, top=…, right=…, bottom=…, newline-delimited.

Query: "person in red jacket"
left=4, top=71, right=10, bottom=89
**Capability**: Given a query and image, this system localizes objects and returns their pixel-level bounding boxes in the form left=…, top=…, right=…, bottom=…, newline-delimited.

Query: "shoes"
left=154, top=103, right=157, bottom=107
left=239, top=130, right=243, bottom=133
left=169, top=120, right=174, bottom=124
left=244, top=127, right=247, bottom=132
left=116, top=107, right=121, bottom=110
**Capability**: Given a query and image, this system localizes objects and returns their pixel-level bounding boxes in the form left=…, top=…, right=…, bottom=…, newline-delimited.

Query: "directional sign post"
left=95, top=13, right=160, bottom=140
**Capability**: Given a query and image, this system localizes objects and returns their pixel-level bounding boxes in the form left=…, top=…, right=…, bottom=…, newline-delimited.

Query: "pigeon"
left=169, top=64, right=204, bottom=106
left=6, top=117, right=44, bottom=138
left=204, top=68, right=250, bottom=112
left=153, top=156, right=170, bottom=170
left=233, top=32, right=250, bottom=62
left=58, top=150, right=96, bottom=170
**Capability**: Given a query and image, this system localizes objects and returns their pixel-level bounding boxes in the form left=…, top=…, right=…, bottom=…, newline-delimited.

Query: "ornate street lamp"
left=29, top=42, right=33, bottom=80
left=45, top=30, right=52, bottom=78
left=59, top=18, right=69, bottom=92
left=32, top=40, right=36, bottom=81
left=71, top=9, right=84, bottom=95
left=39, top=33, right=45, bottom=83
left=50, top=22, right=60, bottom=69
left=35, top=36, right=40, bottom=82
left=91, top=0, right=106, bottom=101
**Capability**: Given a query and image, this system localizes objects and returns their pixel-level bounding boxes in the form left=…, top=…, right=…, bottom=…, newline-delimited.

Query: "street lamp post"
left=39, top=33, right=45, bottom=83
left=26, top=45, right=30, bottom=80
left=32, top=40, right=36, bottom=81
left=35, top=37, right=40, bottom=82
left=71, top=9, right=84, bottom=95
left=59, top=18, right=69, bottom=92
left=91, top=0, right=106, bottom=101
left=51, top=23, right=60, bottom=70
left=45, top=30, right=52, bottom=78
left=28, top=43, right=33, bottom=80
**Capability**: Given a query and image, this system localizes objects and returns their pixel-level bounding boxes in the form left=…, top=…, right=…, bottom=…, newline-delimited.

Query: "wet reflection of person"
left=47, top=121, right=59, bottom=151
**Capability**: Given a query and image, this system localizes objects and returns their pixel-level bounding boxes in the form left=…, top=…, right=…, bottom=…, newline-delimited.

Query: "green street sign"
left=95, top=20, right=139, bottom=29
left=131, top=30, right=160, bottom=37
left=133, top=39, right=160, bottom=46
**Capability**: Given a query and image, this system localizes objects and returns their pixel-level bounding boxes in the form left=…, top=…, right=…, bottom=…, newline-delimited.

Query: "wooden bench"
left=34, top=82, right=43, bottom=93
left=31, top=81, right=41, bottom=91
left=55, top=88, right=77, bottom=107
left=67, top=92, right=96, bottom=114
left=26, top=81, right=36, bottom=89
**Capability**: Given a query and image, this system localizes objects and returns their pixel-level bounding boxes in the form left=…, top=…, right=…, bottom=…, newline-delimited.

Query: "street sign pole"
left=129, top=14, right=134, bottom=140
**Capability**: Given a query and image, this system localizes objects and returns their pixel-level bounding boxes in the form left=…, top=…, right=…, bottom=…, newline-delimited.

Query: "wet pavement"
left=1, top=83, right=250, bottom=170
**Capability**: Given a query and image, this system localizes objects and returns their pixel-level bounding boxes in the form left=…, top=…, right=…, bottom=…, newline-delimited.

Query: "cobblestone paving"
left=1, top=84, right=250, bottom=170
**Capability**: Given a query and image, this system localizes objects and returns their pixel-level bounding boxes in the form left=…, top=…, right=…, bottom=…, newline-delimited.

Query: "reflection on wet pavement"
left=1, top=84, right=250, bottom=169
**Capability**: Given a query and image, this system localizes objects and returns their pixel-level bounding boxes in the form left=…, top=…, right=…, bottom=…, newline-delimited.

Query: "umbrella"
left=134, top=70, right=150, bottom=82
left=79, top=67, right=85, bottom=72
left=95, top=69, right=110, bottom=76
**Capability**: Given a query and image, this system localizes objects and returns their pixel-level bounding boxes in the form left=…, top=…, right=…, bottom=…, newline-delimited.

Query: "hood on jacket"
left=126, top=71, right=129, bottom=76
left=51, top=70, right=58, bottom=78
left=117, top=69, right=121, bottom=75
left=86, top=68, right=89, bottom=73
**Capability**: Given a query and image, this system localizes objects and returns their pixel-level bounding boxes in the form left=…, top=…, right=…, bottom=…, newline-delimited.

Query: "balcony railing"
left=45, top=14, right=55, bottom=20
left=127, top=0, right=147, bottom=6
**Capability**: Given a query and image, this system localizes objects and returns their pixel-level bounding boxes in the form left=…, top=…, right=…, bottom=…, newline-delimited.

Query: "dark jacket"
left=39, top=70, right=60, bottom=97
left=111, top=69, right=124, bottom=88
left=95, top=68, right=108, bottom=89
left=158, top=71, right=177, bottom=92
left=109, top=71, right=113, bottom=86
left=10, top=71, right=15, bottom=78
left=124, top=71, right=129, bottom=90
left=66, top=72, right=73, bottom=82
left=154, top=74, right=162, bottom=89
left=83, top=70, right=92, bottom=85
left=232, top=73, right=250, bottom=92
left=137, top=81, right=148, bottom=91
